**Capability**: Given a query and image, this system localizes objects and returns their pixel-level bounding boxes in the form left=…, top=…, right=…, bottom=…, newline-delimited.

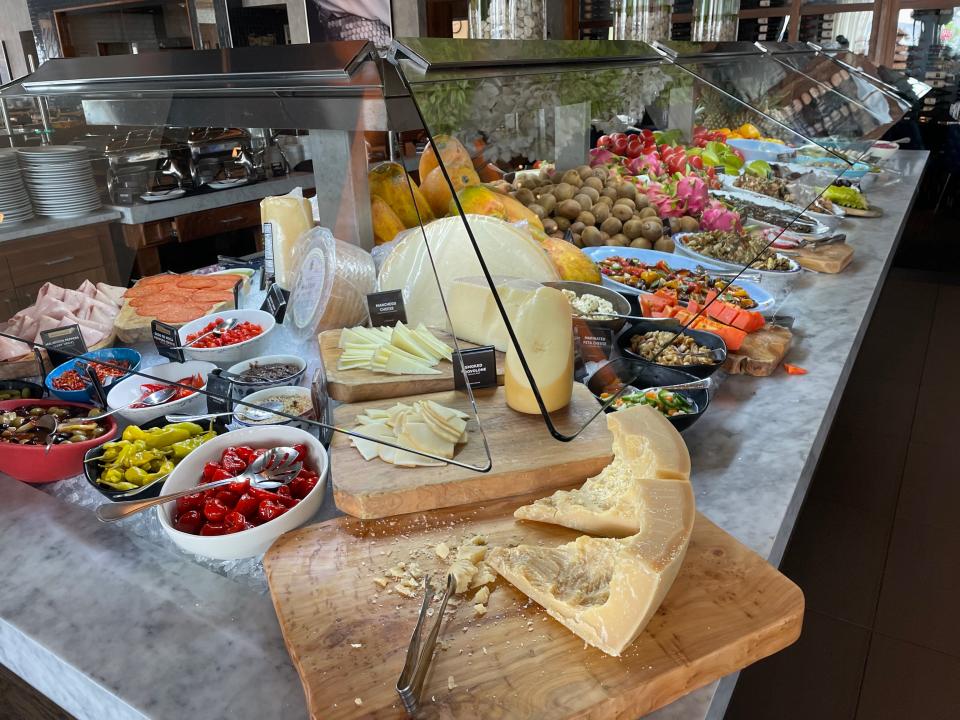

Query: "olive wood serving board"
left=319, top=328, right=505, bottom=403
left=723, top=324, right=793, bottom=377
left=264, top=496, right=805, bottom=720
left=0, top=331, right=116, bottom=381
left=784, top=242, right=854, bottom=274
left=331, top=385, right=613, bottom=519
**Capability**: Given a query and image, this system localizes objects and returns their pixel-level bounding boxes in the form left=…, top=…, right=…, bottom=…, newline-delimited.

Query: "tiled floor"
left=727, top=268, right=960, bottom=719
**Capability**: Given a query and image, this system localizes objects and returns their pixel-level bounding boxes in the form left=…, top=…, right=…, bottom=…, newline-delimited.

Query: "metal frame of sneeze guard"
left=0, top=41, right=498, bottom=473
left=388, top=38, right=900, bottom=443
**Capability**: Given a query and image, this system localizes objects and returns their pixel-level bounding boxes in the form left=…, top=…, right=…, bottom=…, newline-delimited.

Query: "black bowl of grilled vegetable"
left=584, top=358, right=710, bottom=432
left=0, top=380, right=46, bottom=401
left=617, top=319, right=727, bottom=379
left=84, top=415, right=227, bottom=501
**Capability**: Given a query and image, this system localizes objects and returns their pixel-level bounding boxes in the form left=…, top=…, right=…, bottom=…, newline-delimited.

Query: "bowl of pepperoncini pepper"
left=83, top=416, right=226, bottom=501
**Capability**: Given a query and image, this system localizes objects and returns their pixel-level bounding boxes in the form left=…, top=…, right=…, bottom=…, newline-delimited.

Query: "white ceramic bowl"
left=232, top=385, right=316, bottom=435
left=178, top=309, right=276, bottom=367
left=673, top=232, right=802, bottom=300
left=106, top=360, right=217, bottom=424
left=226, top=355, right=307, bottom=399
left=157, top=426, right=328, bottom=559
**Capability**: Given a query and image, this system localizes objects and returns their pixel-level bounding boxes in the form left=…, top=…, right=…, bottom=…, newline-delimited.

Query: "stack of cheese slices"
left=350, top=400, right=469, bottom=468
left=488, top=404, right=695, bottom=656
left=337, top=322, right=452, bottom=375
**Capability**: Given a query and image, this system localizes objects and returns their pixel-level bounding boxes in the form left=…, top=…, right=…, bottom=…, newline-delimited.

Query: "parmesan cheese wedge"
left=513, top=404, right=691, bottom=536
left=488, top=403, right=695, bottom=656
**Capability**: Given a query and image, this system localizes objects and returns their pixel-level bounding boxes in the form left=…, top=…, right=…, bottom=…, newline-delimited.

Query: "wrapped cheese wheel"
left=286, top=227, right=376, bottom=338
left=261, top=187, right=313, bottom=290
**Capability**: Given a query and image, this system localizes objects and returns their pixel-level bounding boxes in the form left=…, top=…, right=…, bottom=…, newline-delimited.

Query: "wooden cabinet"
left=0, top=222, right=117, bottom=323
left=122, top=199, right=261, bottom=276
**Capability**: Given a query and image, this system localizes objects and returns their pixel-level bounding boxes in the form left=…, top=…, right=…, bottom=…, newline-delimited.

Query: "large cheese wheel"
left=376, top=215, right=560, bottom=330
left=488, top=404, right=695, bottom=656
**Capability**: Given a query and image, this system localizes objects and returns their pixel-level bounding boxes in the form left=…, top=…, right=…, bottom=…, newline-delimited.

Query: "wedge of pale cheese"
left=489, top=403, right=695, bottom=656
left=486, top=490, right=693, bottom=656
left=513, top=404, right=690, bottom=536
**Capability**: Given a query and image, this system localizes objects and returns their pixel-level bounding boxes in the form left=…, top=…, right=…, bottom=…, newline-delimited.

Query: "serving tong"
left=174, top=317, right=240, bottom=350
left=396, top=573, right=456, bottom=716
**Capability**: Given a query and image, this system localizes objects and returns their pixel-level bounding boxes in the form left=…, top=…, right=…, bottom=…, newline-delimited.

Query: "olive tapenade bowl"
left=617, top=319, right=727, bottom=380
left=584, top=358, right=710, bottom=433
left=84, top=415, right=229, bottom=502
left=0, top=399, right=117, bottom=484
left=226, top=354, right=307, bottom=400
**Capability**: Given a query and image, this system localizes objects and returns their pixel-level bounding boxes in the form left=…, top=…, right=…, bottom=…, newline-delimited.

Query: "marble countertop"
left=0, top=208, right=122, bottom=243
left=106, top=172, right=317, bottom=224
left=0, top=151, right=928, bottom=720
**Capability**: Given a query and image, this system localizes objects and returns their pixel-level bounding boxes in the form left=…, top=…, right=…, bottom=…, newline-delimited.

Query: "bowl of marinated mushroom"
left=0, top=399, right=117, bottom=483
left=617, top=319, right=727, bottom=379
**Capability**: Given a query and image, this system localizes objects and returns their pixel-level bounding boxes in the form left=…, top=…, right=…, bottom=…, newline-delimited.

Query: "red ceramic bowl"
left=0, top=399, right=118, bottom=483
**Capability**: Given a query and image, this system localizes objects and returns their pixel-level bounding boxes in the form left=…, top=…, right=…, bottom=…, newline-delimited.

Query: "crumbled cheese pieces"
left=472, top=586, right=490, bottom=605
left=447, top=676, right=457, bottom=690
left=449, top=559, right=478, bottom=594
left=560, top=288, right=615, bottom=320
left=473, top=604, right=488, bottom=618
left=435, top=542, right=450, bottom=559
left=349, top=400, right=470, bottom=468
left=488, top=404, right=695, bottom=656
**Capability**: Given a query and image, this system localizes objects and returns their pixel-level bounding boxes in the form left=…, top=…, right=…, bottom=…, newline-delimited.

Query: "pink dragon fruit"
left=643, top=181, right=678, bottom=218
left=700, top=199, right=742, bottom=232
left=589, top=148, right=618, bottom=168
left=674, top=175, right=708, bottom=216
left=625, top=151, right=663, bottom=177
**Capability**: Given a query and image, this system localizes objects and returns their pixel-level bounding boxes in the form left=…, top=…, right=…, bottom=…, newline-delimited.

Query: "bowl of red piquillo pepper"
left=157, top=425, right=328, bottom=560
left=105, top=360, right=218, bottom=425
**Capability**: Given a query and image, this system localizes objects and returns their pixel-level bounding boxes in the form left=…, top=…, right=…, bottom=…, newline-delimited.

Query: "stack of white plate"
left=0, top=148, right=35, bottom=224
left=17, top=145, right=102, bottom=218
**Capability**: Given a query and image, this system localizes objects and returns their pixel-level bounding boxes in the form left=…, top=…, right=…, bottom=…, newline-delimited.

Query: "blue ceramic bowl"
left=46, top=347, right=142, bottom=403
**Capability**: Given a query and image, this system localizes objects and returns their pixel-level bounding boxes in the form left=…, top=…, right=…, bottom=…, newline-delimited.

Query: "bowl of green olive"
left=0, top=400, right=117, bottom=483
left=0, top=380, right=45, bottom=401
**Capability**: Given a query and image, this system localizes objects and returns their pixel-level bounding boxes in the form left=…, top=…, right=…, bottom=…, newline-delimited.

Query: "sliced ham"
left=95, top=284, right=125, bottom=308
left=33, top=296, right=76, bottom=322
left=77, top=279, right=98, bottom=297
left=36, top=283, right=66, bottom=303
left=0, top=336, right=31, bottom=362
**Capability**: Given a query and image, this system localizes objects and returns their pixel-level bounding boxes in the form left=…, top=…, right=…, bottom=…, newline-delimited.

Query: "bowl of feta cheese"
left=545, top=281, right=631, bottom=333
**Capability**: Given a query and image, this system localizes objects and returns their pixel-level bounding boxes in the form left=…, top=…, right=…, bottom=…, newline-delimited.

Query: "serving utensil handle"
left=94, top=475, right=239, bottom=523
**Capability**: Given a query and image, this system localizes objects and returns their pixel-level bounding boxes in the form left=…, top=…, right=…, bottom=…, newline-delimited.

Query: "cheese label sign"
left=151, top=321, right=185, bottom=363
left=260, top=284, right=289, bottom=324
left=205, top=369, right=233, bottom=415
left=453, top=345, right=497, bottom=390
left=366, top=290, right=406, bottom=327
left=39, top=324, right=88, bottom=368
left=573, top=323, right=615, bottom=363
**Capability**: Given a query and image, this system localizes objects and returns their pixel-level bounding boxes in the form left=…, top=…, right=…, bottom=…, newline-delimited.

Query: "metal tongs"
left=396, top=573, right=456, bottom=716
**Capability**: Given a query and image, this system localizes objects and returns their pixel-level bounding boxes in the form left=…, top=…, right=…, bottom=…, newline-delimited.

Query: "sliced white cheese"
left=392, top=322, right=440, bottom=362
left=391, top=449, right=447, bottom=467
left=415, top=324, right=453, bottom=361
left=384, top=352, right=442, bottom=376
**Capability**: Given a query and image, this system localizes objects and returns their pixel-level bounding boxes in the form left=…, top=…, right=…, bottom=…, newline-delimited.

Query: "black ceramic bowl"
left=0, top=380, right=46, bottom=401
left=584, top=358, right=710, bottom=433
left=84, top=415, right=228, bottom=502
left=617, top=319, right=727, bottom=379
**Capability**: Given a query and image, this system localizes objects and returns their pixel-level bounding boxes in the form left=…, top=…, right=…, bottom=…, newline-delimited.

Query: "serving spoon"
left=89, top=387, right=177, bottom=421
left=166, top=400, right=282, bottom=423
left=175, top=317, right=240, bottom=350
left=94, top=445, right=303, bottom=523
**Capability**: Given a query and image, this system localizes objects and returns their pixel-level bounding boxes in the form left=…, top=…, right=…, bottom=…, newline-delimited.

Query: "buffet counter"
left=104, top=172, right=317, bottom=225
left=0, top=208, right=122, bottom=244
left=0, top=151, right=929, bottom=720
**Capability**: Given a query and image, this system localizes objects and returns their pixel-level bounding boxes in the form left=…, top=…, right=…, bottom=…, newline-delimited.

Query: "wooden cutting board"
left=264, top=495, right=805, bottom=720
left=114, top=298, right=232, bottom=344
left=331, top=384, right=613, bottom=519
left=723, top=324, right=793, bottom=377
left=0, top=331, right=116, bottom=381
left=785, top=243, right=854, bottom=274
left=319, top=329, right=505, bottom=403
